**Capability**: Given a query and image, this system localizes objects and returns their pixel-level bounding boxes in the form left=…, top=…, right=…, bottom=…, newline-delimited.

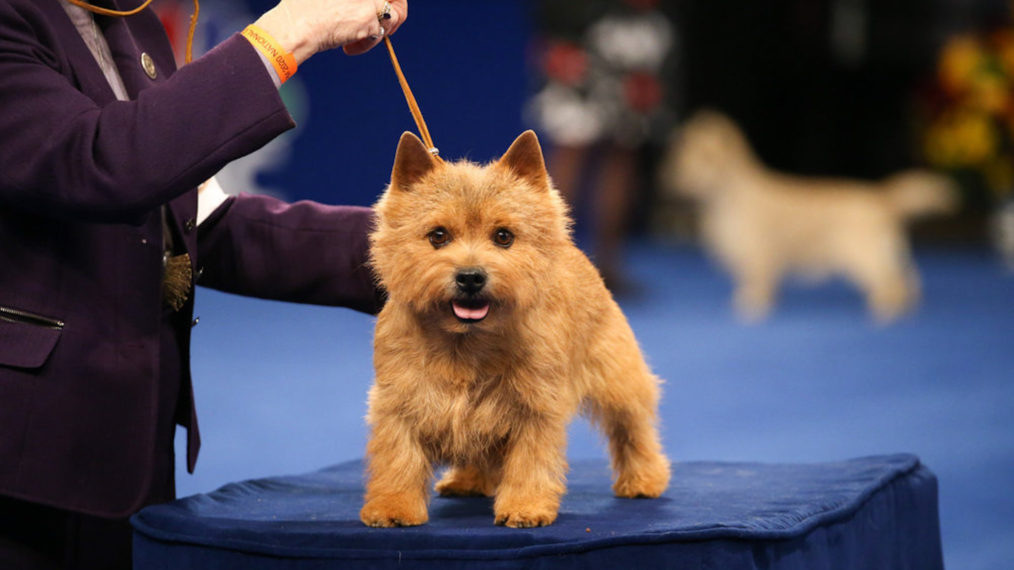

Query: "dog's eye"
left=493, top=228, right=514, bottom=248
left=428, top=227, right=451, bottom=248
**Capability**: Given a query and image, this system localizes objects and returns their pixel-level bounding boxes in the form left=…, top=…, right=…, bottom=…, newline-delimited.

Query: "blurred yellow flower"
left=939, top=36, right=984, bottom=94
left=997, top=30, right=1014, bottom=77
left=923, top=18, right=1014, bottom=200
left=925, top=110, right=997, bottom=168
left=968, top=71, right=1010, bottom=114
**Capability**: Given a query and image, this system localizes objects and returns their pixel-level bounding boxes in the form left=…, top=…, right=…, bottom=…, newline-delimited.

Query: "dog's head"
left=370, top=131, right=571, bottom=334
left=661, top=110, right=756, bottom=199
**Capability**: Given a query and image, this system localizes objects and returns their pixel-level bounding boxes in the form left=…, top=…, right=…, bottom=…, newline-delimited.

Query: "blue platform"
left=134, top=454, right=941, bottom=569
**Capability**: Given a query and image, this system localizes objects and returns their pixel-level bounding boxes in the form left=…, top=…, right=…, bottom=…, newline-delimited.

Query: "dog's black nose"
left=455, top=268, right=487, bottom=295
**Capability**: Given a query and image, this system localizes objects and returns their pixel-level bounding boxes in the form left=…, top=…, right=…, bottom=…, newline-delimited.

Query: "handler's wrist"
left=241, top=24, right=299, bottom=84
left=251, top=8, right=315, bottom=66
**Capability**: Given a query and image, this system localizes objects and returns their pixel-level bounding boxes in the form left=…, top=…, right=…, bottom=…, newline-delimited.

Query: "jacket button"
left=185, top=217, right=196, bottom=232
left=191, top=317, right=200, bottom=328
left=141, top=52, right=157, bottom=79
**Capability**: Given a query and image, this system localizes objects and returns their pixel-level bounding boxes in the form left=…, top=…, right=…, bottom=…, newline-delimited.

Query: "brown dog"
left=360, top=131, right=671, bottom=528
left=661, top=110, right=957, bottom=322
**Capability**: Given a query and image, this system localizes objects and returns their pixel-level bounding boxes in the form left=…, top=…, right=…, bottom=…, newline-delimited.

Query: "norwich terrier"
left=661, top=110, right=957, bottom=323
left=360, top=131, right=671, bottom=528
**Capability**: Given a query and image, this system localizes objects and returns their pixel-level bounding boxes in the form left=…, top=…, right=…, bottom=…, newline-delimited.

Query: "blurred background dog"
left=660, top=111, right=957, bottom=322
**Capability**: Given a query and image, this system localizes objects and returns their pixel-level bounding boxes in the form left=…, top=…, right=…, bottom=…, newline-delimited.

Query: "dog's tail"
left=883, top=170, right=959, bottom=219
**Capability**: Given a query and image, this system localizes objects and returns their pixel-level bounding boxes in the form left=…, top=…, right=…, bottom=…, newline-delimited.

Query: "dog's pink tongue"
left=453, top=302, right=489, bottom=321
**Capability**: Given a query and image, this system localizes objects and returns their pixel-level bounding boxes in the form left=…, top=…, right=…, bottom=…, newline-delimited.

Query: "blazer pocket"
left=0, top=307, right=64, bottom=369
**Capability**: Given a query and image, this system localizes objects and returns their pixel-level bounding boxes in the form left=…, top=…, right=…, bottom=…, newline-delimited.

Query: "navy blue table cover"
left=131, top=454, right=942, bottom=569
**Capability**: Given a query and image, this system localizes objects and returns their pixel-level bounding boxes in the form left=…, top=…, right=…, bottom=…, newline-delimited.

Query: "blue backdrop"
left=236, top=0, right=532, bottom=207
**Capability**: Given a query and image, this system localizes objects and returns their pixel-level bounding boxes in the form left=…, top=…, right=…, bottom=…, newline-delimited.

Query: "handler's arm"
left=197, top=194, right=385, bottom=314
left=0, top=5, right=293, bottom=224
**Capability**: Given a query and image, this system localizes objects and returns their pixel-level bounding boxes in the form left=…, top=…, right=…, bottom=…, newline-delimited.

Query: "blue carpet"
left=178, top=241, right=1014, bottom=570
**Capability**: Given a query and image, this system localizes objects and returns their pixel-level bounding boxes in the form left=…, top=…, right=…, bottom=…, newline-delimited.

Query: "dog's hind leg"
left=731, top=260, right=780, bottom=322
left=435, top=464, right=500, bottom=497
left=863, top=266, right=917, bottom=322
left=844, top=233, right=918, bottom=322
left=598, top=406, right=671, bottom=498
left=587, top=362, right=671, bottom=498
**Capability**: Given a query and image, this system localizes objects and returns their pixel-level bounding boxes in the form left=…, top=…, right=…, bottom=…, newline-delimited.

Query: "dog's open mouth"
left=451, top=299, right=490, bottom=323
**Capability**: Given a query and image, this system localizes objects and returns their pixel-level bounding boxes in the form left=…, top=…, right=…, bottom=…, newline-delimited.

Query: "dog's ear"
left=498, top=130, right=549, bottom=191
left=391, top=131, right=437, bottom=192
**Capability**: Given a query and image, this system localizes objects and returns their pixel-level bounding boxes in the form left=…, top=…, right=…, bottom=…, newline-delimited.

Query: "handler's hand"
left=254, top=0, right=407, bottom=64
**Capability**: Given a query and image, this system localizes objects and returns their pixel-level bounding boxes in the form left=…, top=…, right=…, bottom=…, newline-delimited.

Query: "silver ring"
left=378, top=1, right=392, bottom=21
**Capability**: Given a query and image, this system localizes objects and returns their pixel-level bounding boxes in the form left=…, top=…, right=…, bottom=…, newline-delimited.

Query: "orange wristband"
left=241, top=25, right=297, bottom=84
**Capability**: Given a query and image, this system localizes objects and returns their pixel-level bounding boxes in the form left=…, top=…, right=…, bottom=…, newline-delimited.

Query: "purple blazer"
left=0, top=0, right=382, bottom=517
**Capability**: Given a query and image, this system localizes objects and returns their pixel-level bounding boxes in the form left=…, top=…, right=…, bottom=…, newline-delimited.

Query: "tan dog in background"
left=661, top=110, right=957, bottom=322
left=361, top=131, right=670, bottom=528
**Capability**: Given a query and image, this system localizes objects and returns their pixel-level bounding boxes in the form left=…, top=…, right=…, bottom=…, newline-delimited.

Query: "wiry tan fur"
left=661, top=110, right=957, bottom=323
left=361, top=131, right=670, bottom=528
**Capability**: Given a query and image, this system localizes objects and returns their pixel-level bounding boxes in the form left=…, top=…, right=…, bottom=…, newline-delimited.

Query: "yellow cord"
left=185, top=0, right=199, bottom=63
left=64, top=0, right=200, bottom=64
left=383, top=36, right=440, bottom=159
left=63, top=0, right=155, bottom=17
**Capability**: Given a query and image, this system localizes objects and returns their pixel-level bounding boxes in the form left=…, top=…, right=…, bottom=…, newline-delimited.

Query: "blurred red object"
left=542, top=41, right=588, bottom=86
left=623, top=72, right=662, bottom=113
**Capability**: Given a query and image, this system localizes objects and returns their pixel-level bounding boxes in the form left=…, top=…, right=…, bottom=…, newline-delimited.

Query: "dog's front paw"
left=360, top=495, right=429, bottom=528
left=494, top=498, right=558, bottom=528
left=613, top=454, right=671, bottom=498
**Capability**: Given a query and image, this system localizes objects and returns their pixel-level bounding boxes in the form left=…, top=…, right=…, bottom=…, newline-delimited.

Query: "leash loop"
left=64, top=0, right=155, bottom=17
left=64, top=0, right=200, bottom=64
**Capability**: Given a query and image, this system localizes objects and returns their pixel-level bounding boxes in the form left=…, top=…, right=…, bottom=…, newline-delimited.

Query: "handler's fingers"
left=343, top=36, right=380, bottom=56
left=342, top=0, right=404, bottom=55
left=342, top=24, right=384, bottom=56
left=380, top=0, right=406, bottom=37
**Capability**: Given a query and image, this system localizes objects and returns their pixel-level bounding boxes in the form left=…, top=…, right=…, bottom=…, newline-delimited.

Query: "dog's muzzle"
left=452, top=268, right=490, bottom=323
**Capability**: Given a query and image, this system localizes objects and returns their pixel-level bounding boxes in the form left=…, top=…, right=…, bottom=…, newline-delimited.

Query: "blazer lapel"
left=97, top=11, right=157, bottom=100
left=39, top=0, right=119, bottom=105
